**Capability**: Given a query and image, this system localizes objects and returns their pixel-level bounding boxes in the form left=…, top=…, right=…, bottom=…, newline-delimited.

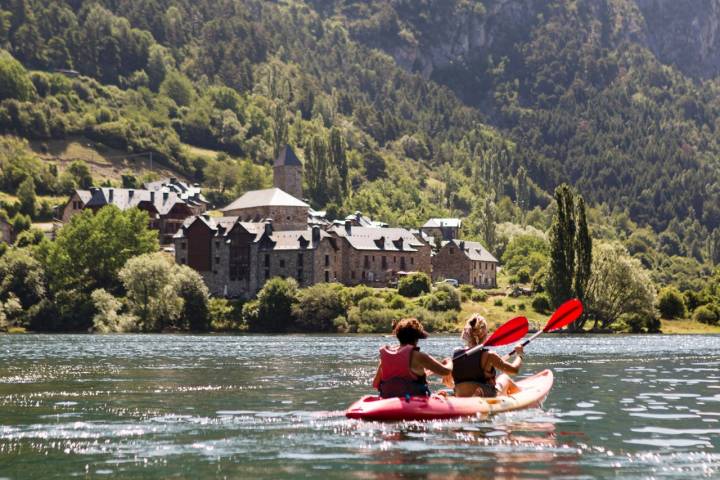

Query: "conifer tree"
left=546, top=184, right=576, bottom=309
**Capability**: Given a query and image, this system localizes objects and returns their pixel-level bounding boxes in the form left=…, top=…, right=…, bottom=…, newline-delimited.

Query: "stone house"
left=330, top=223, right=432, bottom=287
left=61, top=187, right=203, bottom=244
left=432, top=239, right=498, bottom=288
left=0, top=216, right=13, bottom=244
left=143, top=177, right=209, bottom=215
left=421, top=218, right=462, bottom=242
left=174, top=215, right=340, bottom=299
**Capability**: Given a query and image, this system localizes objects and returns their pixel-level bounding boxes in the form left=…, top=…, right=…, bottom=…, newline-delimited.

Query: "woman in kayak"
left=372, top=318, right=453, bottom=398
left=452, top=314, right=524, bottom=397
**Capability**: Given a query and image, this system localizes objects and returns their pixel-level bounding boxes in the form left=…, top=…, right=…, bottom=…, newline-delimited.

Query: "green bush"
left=531, top=294, right=551, bottom=313
left=252, top=277, right=298, bottom=332
left=471, top=290, right=487, bottom=302
left=347, top=285, right=374, bottom=303
left=209, top=298, right=246, bottom=331
left=406, top=306, right=458, bottom=332
left=386, top=294, right=406, bottom=310
left=424, top=284, right=461, bottom=311
left=693, top=305, right=719, bottom=325
left=493, top=298, right=503, bottom=307
left=398, top=272, right=431, bottom=297
left=616, top=312, right=660, bottom=333
left=293, top=283, right=348, bottom=332
left=518, top=303, right=526, bottom=310
left=657, top=287, right=687, bottom=319
left=517, top=266, right=531, bottom=283
left=505, top=304, right=515, bottom=312
left=459, top=284, right=473, bottom=301
left=347, top=305, right=399, bottom=333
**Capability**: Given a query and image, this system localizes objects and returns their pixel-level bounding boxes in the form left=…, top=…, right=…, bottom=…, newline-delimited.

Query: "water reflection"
left=1, top=334, right=720, bottom=478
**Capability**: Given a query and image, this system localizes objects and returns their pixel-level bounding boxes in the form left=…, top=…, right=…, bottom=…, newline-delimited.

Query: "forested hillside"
left=1, top=0, right=720, bottom=293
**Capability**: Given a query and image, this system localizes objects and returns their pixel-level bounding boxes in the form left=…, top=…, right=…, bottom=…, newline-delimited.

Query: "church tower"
left=273, top=145, right=303, bottom=199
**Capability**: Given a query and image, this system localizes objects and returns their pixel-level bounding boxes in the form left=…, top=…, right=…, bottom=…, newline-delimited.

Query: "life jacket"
left=378, top=344, right=429, bottom=398
left=451, top=347, right=496, bottom=386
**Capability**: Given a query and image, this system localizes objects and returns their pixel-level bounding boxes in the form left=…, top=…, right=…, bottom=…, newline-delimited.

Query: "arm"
left=415, top=352, right=452, bottom=376
left=372, top=362, right=381, bottom=390
left=488, top=347, right=523, bottom=375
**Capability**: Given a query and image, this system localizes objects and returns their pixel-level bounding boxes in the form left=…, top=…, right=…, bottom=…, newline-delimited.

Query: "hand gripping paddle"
left=454, top=316, right=529, bottom=360
left=507, top=298, right=583, bottom=356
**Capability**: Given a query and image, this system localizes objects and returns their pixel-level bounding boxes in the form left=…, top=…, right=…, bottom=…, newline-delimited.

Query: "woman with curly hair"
left=372, top=318, right=453, bottom=398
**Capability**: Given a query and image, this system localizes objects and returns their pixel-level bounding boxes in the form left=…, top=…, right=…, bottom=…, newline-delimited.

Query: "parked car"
left=438, top=278, right=459, bottom=287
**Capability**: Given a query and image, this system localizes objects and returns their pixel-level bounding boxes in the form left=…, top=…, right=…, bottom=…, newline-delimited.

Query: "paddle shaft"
left=507, top=329, right=543, bottom=356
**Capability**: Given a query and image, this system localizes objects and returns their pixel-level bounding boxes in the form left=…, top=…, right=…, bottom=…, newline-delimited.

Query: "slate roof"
left=175, top=216, right=333, bottom=251
left=80, top=187, right=191, bottom=215
left=143, top=177, right=208, bottom=204
left=274, top=145, right=303, bottom=167
left=448, top=239, right=498, bottom=263
left=422, top=218, right=462, bottom=229
left=330, top=226, right=425, bottom=252
left=221, top=188, right=309, bottom=212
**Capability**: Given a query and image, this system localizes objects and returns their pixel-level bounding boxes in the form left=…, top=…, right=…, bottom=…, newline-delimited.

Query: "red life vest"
left=379, top=344, right=419, bottom=381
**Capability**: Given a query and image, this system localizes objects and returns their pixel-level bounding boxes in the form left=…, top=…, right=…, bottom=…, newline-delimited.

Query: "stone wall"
left=225, top=205, right=308, bottom=231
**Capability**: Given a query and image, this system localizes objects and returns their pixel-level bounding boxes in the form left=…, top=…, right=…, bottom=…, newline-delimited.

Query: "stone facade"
left=331, top=224, right=432, bottom=287
left=432, top=239, right=498, bottom=288
left=175, top=216, right=340, bottom=299
left=221, top=188, right=309, bottom=231
left=421, top=218, right=461, bottom=242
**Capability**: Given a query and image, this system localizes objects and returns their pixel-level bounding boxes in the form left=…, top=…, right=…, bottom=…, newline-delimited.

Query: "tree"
left=271, top=103, right=288, bottom=159
left=329, top=127, right=348, bottom=194
left=160, top=70, right=195, bottom=106
left=252, top=277, right=298, bottom=332
left=292, top=283, right=348, bottom=332
left=585, top=242, right=657, bottom=331
left=118, top=253, right=184, bottom=331
left=546, top=185, right=592, bottom=330
left=41, top=206, right=158, bottom=329
left=0, top=50, right=36, bottom=101
left=398, top=272, right=431, bottom=297
left=17, top=176, right=36, bottom=217
left=68, top=160, right=93, bottom=189
left=657, top=287, right=687, bottom=319
left=173, top=264, right=210, bottom=331
left=0, top=248, right=46, bottom=314
left=501, top=234, right=549, bottom=277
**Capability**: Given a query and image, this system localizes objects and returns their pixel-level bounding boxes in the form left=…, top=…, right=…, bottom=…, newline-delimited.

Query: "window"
left=351, top=271, right=355, bottom=279
left=325, top=271, right=330, bottom=282
left=215, top=256, right=219, bottom=265
left=364, top=255, right=370, bottom=268
left=181, top=242, right=186, bottom=250
left=215, top=241, right=219, bottom=249
left=410, top=257, right=414, bottom=265
left=297, top=269, right=303, bottom=281
left=265, top=269, right=270, bottom=279
left=382, top=257, right=387, bottom=269
left=280, top=259, right=286, bottom=268
left=400, top=257, right=406, bottom=270
left=298, top=253, right=304, bottom=265
left=264, top=254, right=270, bottom=267
left=325, top=255, right=330, bottom=267
left=450, top=248, right=454, bottom=254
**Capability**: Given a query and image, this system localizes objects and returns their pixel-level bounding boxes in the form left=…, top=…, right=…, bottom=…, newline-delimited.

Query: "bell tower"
left=273, top=145, right=303, bottom=199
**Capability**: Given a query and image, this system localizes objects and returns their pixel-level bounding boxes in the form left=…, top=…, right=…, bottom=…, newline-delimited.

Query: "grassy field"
left=27, top=136, right=186, bottom=184
left=660, top=318, right=720, bottom=334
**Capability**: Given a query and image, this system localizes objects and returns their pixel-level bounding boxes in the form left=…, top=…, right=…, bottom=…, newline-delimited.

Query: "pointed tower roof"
left=274, top=145, right=302, bottom=167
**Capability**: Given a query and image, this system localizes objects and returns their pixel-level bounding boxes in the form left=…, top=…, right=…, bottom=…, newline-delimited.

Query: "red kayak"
left=345, top=369, right=554, bottom=421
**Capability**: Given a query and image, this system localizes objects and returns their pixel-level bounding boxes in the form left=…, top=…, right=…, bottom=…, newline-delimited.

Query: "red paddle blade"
left=484, top=316, right=529, bottom=347
left=544, top=299, right=583, bottom=332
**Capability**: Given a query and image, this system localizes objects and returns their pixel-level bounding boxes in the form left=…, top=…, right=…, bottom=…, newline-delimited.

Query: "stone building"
left=273, top=145, right=303, bottom=199
left=330, top=223, right=432, bottom=287
left=421, top=218, right=462, bottom=242
left=432, top=239, right=498, bottom=288
left=220, top=188, right=309, bottom=231
left=61, top=186, right=204, bottom=244
left=174, top=216, right=339, bottom=299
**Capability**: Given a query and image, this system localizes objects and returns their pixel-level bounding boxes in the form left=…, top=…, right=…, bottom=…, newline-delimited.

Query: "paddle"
left=507, top=298, right=583, bottom=356
left=453, top=316, right=529, bottom=360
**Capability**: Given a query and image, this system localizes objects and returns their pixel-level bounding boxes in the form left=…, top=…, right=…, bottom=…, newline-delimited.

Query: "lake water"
left=0, top=334, right=719, bottom=479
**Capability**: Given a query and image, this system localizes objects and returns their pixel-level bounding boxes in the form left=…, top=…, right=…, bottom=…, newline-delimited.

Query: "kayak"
left=345, top=369, right=553, bottom=421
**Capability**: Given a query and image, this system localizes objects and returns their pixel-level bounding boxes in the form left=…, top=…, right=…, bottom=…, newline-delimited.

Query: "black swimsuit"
left=452, top=347, right=497, bottom=397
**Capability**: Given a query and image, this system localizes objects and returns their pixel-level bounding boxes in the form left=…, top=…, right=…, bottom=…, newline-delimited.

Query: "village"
left=44, top=145, right=499, bottom=300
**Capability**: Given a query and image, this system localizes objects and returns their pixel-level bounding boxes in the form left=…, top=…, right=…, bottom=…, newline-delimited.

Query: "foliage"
left=422, top=284, right=461, bottom=311
left=0, top=50, right=35, bottom=101
left=397, top=272, right=431, bottom=297
left=292, top=283, right=348, bottom=332
left=531, top=293, right=551, bottom=314
left=208, top=298, right=246, bottom=332
left=657, top=287, right=687, bottom=319
left=252, top=277, right=298, bottom=332
left=91, top=288, right=138, bottom=333
left=0, top=247, right=46, bottom=327
left=585, top=242, right=657, bottom=331
left=693, top=305, right=719, bottom=325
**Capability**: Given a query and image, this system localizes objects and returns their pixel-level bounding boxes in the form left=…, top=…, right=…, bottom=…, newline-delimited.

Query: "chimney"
left=150, top=191, right=155, bottom=203
left=265, top=219, right=273, bottom=236
left=170, top=177, right=177, bottom=184
left=163, top=191, right=169, bottom=202
left=108, top=189, right=114, bottom=203
left=312, top=225, right=320, bottom=243
left=128, top=189, right=134, bottom=199
left=344, top=220, right=352, bottom=234
left=459, top=240, right=465, bottom=251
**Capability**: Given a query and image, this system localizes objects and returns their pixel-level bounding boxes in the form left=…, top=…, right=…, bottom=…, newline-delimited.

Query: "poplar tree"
left=329, top=127, right=348, bottom=195
left=547, top=184, right=593, bottom=329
